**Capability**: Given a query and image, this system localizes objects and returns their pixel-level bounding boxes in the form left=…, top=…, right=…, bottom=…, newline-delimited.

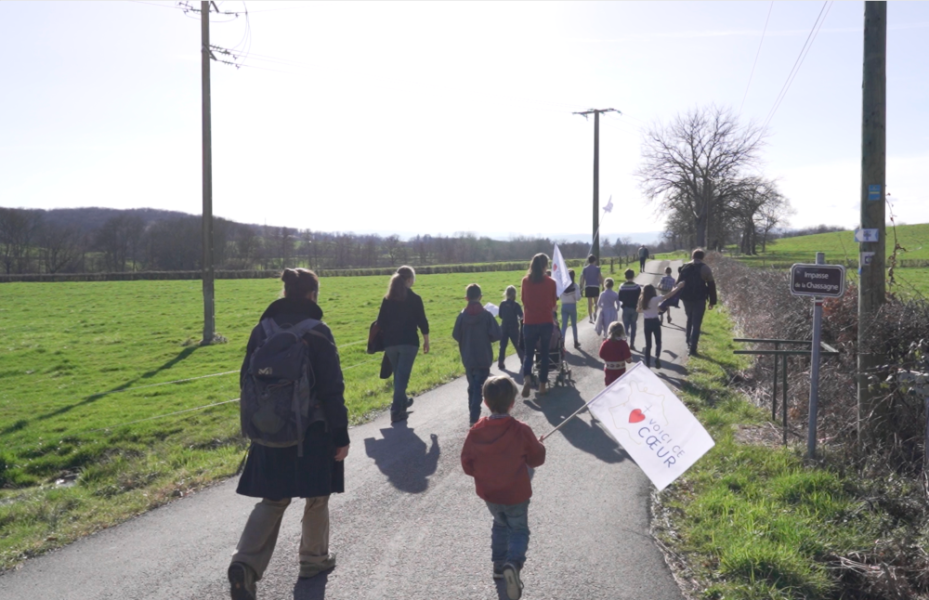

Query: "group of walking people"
left=226, top=248, right=717, bottom=600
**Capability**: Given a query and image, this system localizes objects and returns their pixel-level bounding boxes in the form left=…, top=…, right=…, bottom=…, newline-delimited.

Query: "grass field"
left=0, top=269, right=587, bottom=569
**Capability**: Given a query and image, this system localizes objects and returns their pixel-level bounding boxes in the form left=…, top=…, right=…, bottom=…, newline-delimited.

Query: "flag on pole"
left=586, top=362, right=715, bottom=491
left=603, top=195, right=613, bottom=213
left=551, top=244, right=571, bottom=297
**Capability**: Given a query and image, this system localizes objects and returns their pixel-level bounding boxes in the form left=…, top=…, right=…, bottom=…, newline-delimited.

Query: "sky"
left=1, top=1, right=927, bottom=242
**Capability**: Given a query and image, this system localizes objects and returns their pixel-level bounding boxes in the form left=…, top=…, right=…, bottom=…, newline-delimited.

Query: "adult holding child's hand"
left=377, top=266, right=430, bottom=423
left=520, top=253, right=558, bottom=398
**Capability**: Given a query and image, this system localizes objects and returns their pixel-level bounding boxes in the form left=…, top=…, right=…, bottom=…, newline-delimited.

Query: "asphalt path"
left=0, top=260, right=688, bottom=600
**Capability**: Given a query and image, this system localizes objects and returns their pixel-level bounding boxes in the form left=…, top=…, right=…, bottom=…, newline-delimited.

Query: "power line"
left=762, top=1, right=833, bottom=130
left=739, top=1, right=774, bottom=114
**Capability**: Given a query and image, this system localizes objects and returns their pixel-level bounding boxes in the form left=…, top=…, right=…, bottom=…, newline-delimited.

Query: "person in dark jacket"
left=228, top=268, right=350, bottom=600
left=453, top=284, right=502, bottom=425
left=676, top=249, right=718, bottom=356
left=461, top=376, right=546, bottom=600
left=497, top=285, right=524, bottom=369
left=376, top=266, right=430, bottom=423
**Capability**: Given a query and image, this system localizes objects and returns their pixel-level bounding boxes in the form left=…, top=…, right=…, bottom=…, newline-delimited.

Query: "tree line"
left=0, top=207, right=654, bottom=275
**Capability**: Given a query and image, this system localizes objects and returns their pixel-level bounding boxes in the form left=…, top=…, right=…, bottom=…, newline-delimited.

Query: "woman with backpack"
left=229, top=268, right=350, bottom=600
left=377, top=265, right=431, bottom=423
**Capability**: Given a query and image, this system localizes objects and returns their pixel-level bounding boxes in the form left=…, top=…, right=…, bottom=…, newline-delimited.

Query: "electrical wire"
left=762, top=1, right=833, bottom=130
left=739, top=1, right=774, bottom=114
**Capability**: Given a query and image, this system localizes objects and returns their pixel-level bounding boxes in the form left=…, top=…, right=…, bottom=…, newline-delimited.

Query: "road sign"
left=868, top=184, right=881, bottom=201
left=855, top=228, right=879, bottom=243
left=790, top=263, right=846, bottom=298
left=860, top=251, right=876, bottom=267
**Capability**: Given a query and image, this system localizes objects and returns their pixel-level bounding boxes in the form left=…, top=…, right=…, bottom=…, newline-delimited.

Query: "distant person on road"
left=497, top=285, right=524, bottom=370
left=676, top=249, right=718, bottom=356
left=594, top=278, right=619, bottom=340
left=520, top=253, right=558, bottom=398
left=461, top=376, right=547, bottom=600
left=228, top=268, right=350, bottom=600
left=617, top=269, right=642, bottom=351
left=599, top=321, right=633, bottom=385
left=560, top=269, right=582, bottom=349
left=637, top=281, right=684, bottom=369
left=658, top=266, right=677, bottom=324
left=638, top=245, right=649, bottom=273
left=377, top=266, right=430, bottom=423
left=453, top=284, right=502, bottom=426
left=581, top=254, right=604, bottom=323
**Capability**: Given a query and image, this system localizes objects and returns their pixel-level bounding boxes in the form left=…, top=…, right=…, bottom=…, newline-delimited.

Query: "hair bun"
left=281, top=268, right=297, bottom=284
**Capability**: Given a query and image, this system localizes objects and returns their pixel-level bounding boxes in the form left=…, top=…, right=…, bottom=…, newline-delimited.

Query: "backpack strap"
left=259, top=318, right=282, bottom=339
left=286, top=318, right=322, bottom=339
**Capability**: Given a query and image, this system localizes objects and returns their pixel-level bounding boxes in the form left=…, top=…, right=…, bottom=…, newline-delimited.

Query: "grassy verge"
left=654, top=307, right=896, bottom=600
left=0, top=270, right=588, bottom=570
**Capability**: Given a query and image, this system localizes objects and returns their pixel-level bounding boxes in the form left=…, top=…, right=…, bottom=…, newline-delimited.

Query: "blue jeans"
left=561, top=304, right=578, bottom=344
left=522, top=323, right=553, bottom=383
left=622, top=306, right=638, bottom=347
left=486, top=500, right=530, bottom=568
left=385, top=344, right=418, bottom=416
left=683, top=300, right=707, bottom=353
left=467, top=367, right=490, bottom=423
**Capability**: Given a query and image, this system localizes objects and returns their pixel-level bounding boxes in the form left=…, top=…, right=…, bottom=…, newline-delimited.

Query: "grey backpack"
left=240, top=318, right=327, bottom=455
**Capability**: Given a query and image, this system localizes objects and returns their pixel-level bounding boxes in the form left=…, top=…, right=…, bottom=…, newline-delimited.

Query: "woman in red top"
left=520, top=253, right=558, bottom=397
left=599, top=321, right=633, bottom=386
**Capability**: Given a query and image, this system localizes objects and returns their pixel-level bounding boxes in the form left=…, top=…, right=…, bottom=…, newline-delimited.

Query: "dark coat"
left=236, top=298, right=350, bottom=500
left=376, top=289, right=430, bottom=348
left=452, top=302, right=502, bottom=369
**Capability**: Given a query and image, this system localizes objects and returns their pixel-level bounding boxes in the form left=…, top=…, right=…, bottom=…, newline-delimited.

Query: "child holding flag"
left=461, top=376, right=546, bottom=600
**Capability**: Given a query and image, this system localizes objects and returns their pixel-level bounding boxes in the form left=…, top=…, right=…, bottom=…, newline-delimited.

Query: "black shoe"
left=574, top=341, right=581, bottom=349
left=498, top=361, right=506, bottom=370
left=391, top=411, right=408, bottom=423
left=655, top=358, right=662, bottom=369
left=228, top=562, right=257, bottom=600
left=406, top=396, right=414, bottom=408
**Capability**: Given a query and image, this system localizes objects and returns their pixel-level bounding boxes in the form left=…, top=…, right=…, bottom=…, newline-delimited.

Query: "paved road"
left=0, top=260, right=687, bottom=600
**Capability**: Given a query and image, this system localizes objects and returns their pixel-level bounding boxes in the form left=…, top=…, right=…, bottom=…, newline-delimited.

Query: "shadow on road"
left=292, top=571, right=329, bottom=600
left=524, top=386, right=629, bottom=464
left=363, top=421, right=440, bottom=494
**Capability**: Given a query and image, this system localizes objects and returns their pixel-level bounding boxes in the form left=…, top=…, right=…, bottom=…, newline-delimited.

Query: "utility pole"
left=201, top=0, right=216, bottom=345
left=858, top=1, right=886, bottom=444
left=574, top=108, right=620, bottom=260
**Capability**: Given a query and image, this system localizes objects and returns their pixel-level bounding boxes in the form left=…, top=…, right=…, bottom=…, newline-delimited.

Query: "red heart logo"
left=629, top=409, right=645, bottom=423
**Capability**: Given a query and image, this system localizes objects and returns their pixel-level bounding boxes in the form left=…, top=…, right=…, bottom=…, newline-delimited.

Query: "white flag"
left=587, top=362, right=715, bottom=491
left=551, top=244, right=571, bottom=297
left=483, top=302, right=499, bottom=317
left=603, top=195, right=613, bottom=213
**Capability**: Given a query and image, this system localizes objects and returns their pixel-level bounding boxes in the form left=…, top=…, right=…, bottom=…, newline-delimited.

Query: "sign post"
left=790, top=256, right=846, bottom=458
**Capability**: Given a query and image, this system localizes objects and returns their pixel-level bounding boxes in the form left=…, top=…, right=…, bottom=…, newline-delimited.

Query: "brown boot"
left=521, top=380, right=531, bottom=398
left=538, top=382, right=548, bottom=395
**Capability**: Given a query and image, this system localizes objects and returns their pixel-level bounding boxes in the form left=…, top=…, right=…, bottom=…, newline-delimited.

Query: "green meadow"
left=0, top=270, right=586, bottom=569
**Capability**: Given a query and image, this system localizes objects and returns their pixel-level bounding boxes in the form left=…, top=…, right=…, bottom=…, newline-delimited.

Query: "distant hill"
left=41, top=207, right=194, bottom=233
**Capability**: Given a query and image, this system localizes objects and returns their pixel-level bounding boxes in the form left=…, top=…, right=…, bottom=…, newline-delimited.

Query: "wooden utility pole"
left=201, top=0, right=216, bottom=344
left=858, top=1, right=886, bottom=442
left=574, top=108, right=620, bottom=260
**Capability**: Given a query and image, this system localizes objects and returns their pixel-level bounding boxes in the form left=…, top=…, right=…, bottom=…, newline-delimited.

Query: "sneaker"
left=406, top=396, right=415, bottom=408
left=573, top=341, right=581, bottom=349
left=521, top=380, right=531, bottom=398
left=667, top=315, right=672, bottom=324
left=228, top=562, right=257, bottom=600
left=299, top=553, right=337, bottom=579
left=655, top=358, right=662, bottom=369
left=493, top=563, right=505, bottom=580
left=502, top=562, right=523, bottom=600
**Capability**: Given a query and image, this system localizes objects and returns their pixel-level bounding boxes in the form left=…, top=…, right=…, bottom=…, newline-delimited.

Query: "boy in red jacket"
left=461, top=376, right=546, bottom=600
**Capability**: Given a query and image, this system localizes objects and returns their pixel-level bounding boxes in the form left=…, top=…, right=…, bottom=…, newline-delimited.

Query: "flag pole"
left=538, top=362, right=643, bottom=442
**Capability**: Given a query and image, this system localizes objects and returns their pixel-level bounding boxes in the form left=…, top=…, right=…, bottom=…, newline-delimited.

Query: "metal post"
left=200, top=0, right=215, bottom=344
left=772, top=342, right=779, bottom=421
left=807, top=252, right=825, bottom=458
left=592, top=111, right=600, bottom=261
left=782, top=353, right=788, bottom=446
left=858, top=1, right=887, bottom=443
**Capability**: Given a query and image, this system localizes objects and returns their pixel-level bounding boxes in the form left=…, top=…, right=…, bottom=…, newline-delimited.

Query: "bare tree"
left=638, top=105, right=765, bottom=247
left=39, top=222, right=83, bottom=273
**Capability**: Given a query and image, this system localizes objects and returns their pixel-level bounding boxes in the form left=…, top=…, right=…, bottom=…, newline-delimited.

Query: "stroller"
left=518, top=312, right=573, bottom=389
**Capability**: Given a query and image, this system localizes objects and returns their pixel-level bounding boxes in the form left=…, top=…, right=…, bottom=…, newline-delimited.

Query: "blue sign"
left=868, top=184, right=881, bottom=201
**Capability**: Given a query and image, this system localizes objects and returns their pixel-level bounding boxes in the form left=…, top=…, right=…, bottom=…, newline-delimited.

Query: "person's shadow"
left=524, top=385, right=629, bottom=464
left=293, top=571, right=329, bottom=600
left=363, top=422, right=440, bottom=494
